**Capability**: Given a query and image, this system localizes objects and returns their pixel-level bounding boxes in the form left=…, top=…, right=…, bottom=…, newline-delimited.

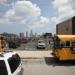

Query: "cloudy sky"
left=0, top=0, right=75, bottom=34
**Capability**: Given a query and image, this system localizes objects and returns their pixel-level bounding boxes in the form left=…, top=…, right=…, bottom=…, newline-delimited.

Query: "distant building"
left=30, top=30, right=33, bottom=38
left=43, top=33, right=52, bottom=38
left=2, top=32, right=19, bottom=40
left=56, top=16, right=75, bottom=35
left=26, top=31, right=28, bottom=38
left=34, top=32, right=37, bottom=37
left=19, top=33, right=24, bottom=38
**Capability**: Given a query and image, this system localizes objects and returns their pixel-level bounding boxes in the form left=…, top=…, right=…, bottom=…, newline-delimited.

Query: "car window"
left=8, top=54, right=21, bottom=73
left=0, top=60, right=8, bottom=75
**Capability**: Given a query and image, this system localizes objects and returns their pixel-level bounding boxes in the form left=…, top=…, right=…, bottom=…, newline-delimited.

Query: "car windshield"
left=0, top=60, right=8, bottom=75
left=38, top=40, right=44, bottom=43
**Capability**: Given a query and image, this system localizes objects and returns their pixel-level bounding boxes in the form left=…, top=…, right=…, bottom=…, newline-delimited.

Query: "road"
left=16, top=39, right=51, bottom=50
left=16, top=41, right=37, bottom=50
left=22, top=58, right=75, bottom=75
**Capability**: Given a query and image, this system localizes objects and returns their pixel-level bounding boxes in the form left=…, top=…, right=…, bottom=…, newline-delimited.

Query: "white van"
left=0, top=51, right=22, bottom=75
left=36, top=40, right=46, bottom=49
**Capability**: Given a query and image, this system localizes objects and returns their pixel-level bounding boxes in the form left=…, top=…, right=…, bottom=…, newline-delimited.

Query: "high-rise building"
left=34, top=32, right=37, bottom=37
left=26, top=31, right=28, bottom=38
left=30, top=30, right=33, bottom=38
left=19, top=33, right=24, bottom=38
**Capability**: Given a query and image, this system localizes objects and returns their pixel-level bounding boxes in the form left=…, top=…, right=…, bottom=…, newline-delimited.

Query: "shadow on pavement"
left=45, top=57, right=75, bottom=67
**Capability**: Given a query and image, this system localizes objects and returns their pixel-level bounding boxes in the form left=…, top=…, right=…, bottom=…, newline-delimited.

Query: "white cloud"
left=5, top=1, right=41, bottom=22
left=29, top=16, right=49, bottom=30
left=2, top=0, right=49, bottom=31
left=51, top=0, right=75, bottom=24
left=0, top=0, right=6, bottom=4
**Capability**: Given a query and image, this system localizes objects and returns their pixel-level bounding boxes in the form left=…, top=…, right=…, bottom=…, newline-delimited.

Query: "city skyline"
left=0, top=0, right=75, bottom=34
left=1, top=30, right=38, bottom=38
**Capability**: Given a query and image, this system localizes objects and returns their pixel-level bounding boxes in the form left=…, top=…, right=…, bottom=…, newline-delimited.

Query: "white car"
left=0, top=51, right=23, bottom=75
left=37, top=40, right=46, bottom=49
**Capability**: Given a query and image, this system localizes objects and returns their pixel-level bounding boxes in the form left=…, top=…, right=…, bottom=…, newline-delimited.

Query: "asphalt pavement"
left=13, top=41, right=75, bottom=75
left=12, top=50, right=75, bottom=75
left=22, top=58, right=75, bottom=75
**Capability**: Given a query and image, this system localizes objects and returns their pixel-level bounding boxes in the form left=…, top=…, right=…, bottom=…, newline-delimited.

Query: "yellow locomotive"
left=52, top=35, right=75, bottom=61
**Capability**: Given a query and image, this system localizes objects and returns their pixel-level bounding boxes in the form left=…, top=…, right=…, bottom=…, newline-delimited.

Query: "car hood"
left=38, top=43, right=45, bottom=46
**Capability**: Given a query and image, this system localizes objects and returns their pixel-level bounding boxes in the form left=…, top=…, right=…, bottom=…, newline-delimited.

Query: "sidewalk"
left=14, top=50, right=53, bottom=59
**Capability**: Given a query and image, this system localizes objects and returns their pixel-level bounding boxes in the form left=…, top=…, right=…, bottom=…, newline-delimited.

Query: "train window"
left=60, top=41, right=70, bottom=48
left=66, top=41, right=70, bottom=47
left=71, top=42, right=75, bottom=52
left=72, top=41, right=75, bottom=47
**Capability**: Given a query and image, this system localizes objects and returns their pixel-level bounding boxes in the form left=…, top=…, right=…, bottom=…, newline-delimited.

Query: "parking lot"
left=22, top=58, right=75, bottom=75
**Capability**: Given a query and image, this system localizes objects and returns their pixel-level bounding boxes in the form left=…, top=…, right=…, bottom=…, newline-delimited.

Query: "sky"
left=0, top=0, right=75, bottom=35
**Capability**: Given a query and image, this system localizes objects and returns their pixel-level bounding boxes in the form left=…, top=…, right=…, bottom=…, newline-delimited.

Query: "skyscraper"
left=19, top=33, right=24, bottom=38
left=30, top=30, right=33, bottom=38
left=26, top=31, right=28, bottom=38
